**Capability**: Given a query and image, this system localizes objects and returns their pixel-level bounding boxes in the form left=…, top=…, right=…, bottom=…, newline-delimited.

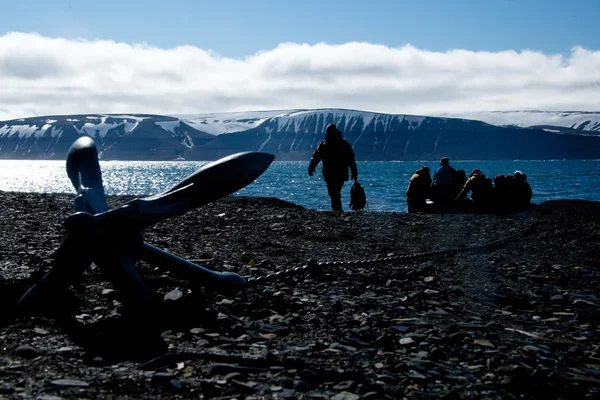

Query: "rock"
left=573, top=299, right=599, bottom=308
left=55, top=347, right=74, bottom=355
left=14, top=344, right=38, bottom=358
left=294, top=380, right=309, bottom=392
left=399, top=337, right=414, bottom=345
left=551, top=294, right=566, bottom=304
left=300, top=369, right=319, bottom=383
left=163, top=288, right=183, bottom=302
left=0, top=384, right=14, bottom=394
left=567, top=346, right=585, bottom=357
left=333, top=381, right=355, bottom=390
left=50, top=379, right=89, bottom=387
left=331, top=391, right=360, bottom=400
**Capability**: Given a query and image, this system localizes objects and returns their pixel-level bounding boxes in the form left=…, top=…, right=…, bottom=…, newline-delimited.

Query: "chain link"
left=244, top=221, right=541, bottom=287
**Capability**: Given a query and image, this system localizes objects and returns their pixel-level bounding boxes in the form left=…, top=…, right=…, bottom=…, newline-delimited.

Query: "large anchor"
left=17, top=136, right=274, bottom=317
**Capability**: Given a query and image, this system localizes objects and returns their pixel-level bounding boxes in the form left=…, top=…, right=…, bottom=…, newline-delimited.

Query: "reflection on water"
left=1, top=159, right=598, bottom=213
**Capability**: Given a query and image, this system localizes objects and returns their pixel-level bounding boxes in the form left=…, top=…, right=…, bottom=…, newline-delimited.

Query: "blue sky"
left=4, top=0, right=599, bottom=57
left=1, top=0, right=600, bottom=119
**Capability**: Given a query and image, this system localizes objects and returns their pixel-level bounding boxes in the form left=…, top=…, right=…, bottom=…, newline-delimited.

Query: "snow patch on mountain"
left=0, top=124, right=39, bottom=139
left=36, top=124, right=53, bottom=138
left=155, top=121, right=180, bottom=134
left=49, top=126, right=63, bottom=139
left=172, top=110, right=292, bottom=135
left=182, top=134, right=194, bottom=149
left=74, top=115, right=146, bottom=138
left=75, top=117, right=117, bottom=139
left=258, top=127, right=273, bottom=152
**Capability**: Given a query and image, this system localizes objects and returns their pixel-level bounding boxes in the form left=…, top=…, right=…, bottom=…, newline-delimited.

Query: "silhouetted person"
left=493, top=174, right=510, bottom=214
left=456, top=169, right=494, bottom=213
left=453, top=169, right=467, bottom=199
left=406, top=166, right=432, bottom=213
left=433, top=157, right=456, bottom=185
left=510, top=171, right=532, bottom=212
left=308, top=123, right=358, bottom=212
left=431, top=157, right=457, bottom=210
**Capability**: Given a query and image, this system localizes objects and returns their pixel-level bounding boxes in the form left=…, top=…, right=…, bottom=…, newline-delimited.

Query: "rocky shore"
left=0, top=191, right=599, bottom=399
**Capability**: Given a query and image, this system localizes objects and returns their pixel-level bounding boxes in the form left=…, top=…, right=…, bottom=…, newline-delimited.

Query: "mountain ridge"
left=435, top=110, right=600, bottom=134
left=1, top=109, right=599, bottom=161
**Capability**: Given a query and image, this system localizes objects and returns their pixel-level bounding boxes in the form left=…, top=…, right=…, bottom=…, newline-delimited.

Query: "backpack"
left=349, top=180, right=367, bottom=211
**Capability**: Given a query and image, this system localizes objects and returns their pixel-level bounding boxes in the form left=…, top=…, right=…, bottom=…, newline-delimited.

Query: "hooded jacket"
left=308, top=125, right=358, bottom=181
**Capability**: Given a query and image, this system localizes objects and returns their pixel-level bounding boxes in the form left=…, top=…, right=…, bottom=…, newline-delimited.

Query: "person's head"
left=470, top=169, right=482, bottom=177
left=456, top=170, right=467, bottom=181
left=417, top=166, right=430, bottom=175
left=513, top=170, right=527, bottom=180
left=440, top=157, right=450, bottom=166
left=325, top=123, right=342, bottom=139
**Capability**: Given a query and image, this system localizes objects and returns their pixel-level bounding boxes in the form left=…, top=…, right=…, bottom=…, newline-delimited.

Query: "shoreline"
left=1, top=192, right=599, bottom=399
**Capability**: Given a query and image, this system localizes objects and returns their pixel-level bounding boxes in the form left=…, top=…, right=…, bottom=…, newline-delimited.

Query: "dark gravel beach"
left=0, top=191, right=599, bottom=399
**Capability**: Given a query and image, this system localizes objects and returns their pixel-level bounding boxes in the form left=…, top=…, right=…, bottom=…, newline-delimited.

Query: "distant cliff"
left=1, top=109, right=599, bottom=160
left=435, top=111, right=600, bottom=135
left=0, top=114, right=214, bottom=160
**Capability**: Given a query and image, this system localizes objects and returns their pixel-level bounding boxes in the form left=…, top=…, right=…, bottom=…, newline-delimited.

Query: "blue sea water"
left=0, top=160, right=598, bottom=213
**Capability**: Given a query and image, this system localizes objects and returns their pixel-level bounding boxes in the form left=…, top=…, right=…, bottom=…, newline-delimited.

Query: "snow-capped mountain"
left=0, top=114, right=214, bottom=160
left=1, top=109, right=599, bottom=161
left=183, top=109, right=599, bottom=161
left=436, top=111, right=600, bottom=135
left=172, top=109, right=600, bottom=137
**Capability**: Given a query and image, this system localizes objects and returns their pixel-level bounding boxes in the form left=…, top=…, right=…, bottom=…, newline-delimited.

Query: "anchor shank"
left=140, top=243, right=246, bottom=296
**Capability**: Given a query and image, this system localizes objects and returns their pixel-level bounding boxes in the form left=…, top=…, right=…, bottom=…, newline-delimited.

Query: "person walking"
left=308, top=123, right=358, bottom=212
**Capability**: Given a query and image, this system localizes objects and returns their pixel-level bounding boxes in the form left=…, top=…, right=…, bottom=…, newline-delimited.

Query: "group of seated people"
left=406, top=157, right=533, bottom=215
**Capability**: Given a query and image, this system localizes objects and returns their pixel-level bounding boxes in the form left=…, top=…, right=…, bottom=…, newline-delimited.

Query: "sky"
left=1, top=0, right=600, bottom=120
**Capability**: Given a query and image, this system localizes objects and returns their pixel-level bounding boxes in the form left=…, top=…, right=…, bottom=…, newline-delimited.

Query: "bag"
left=349, top=180, right=367, bottom=211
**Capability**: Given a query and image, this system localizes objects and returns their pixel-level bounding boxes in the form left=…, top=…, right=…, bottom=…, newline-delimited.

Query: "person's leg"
left=326, top=180, right=344, bottom=212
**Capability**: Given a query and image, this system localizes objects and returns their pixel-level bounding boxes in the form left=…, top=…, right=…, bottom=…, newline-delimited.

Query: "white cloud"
left=1, top=32, right=600, bottom=120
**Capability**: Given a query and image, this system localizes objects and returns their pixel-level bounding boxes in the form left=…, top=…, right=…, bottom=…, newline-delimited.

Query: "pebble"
left=33, top=327, right=49, bottom=335
left=14, top=345, right=38, bottom=359
left=50, top=379, right=89, bottom=387
left=294, top=380, right=309, bottom=392
left=163, top=289, right=183, bottom=302
left=151, top=372, right=176, bottom=384
left=331, top=392, right=360, bottom=400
